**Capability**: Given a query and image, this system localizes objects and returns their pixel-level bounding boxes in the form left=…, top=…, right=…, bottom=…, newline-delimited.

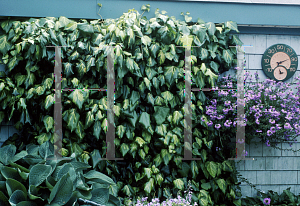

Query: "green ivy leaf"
left=139, top=112, right=151, bottom=130
left=158, top=50, right=165, bottom=65
left=161, top=149, right=171, bottom=165
left=67, top=90, right=88, bottom=110
left=77, top=22, right=94, bottom=33
left=225, top=21, right=239, bottom=32
left=215, top=178, right=227, bottom=194
left=206, top=161, right=218, bottom=178
left=180, top=34, right=193, bottom=47
left=67, top=109, right=80, bottom=133
left=173, top=178, right=184, bottom=190
left=144, top=178, right=154, bottom=194
left=223, top=49, right=233, bottom=64
left=93, top=121, right=101, bottom=140
left=43, top=115, right=54, bottom=133
left=84, top=111, right=94, bottom=130
left=0, top=35, right=11, bottom=54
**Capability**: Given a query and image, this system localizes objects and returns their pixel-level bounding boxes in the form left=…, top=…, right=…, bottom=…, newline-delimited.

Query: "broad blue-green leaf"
left=90, top=188, right=109, bottom=205
left=173, top=178, right=184, bottom=190
left=0, top=144, right=16, bottom=165
left=206, top=161, right=218, bottom=178
left=48, top=173, right=73, bottom=205
left=6, top=178, right=27, bottom=197
left=43, top=115, right=54, bottom=133
left=9, top=190, right=27, bottom=205
left=83, top=170, right=115, bottom=185
left=29, top=165, right=52, bottom=187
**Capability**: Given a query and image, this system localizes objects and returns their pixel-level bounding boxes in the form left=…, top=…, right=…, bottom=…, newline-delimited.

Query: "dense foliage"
left=3, top=3, right=291, bottom=205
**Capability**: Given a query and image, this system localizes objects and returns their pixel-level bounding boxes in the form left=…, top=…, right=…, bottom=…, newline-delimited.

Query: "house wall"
left=1, top=31, right=300, bottom=200
left=223, top=33, right=300, bottom=199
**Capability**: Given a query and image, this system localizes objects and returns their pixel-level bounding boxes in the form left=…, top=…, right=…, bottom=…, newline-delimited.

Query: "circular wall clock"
left=261, top=44, right=298, bottom=82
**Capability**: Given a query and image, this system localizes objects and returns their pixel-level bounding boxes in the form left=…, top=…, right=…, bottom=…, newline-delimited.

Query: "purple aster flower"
left=215, top=124, right=221, bottom=130
left=269, top=119, right=275, bottom=124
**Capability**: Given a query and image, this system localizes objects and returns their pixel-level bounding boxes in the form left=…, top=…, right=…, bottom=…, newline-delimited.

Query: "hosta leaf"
left=0, top=144, right=16, bottom=165
left=49, top=173, right=73, bottom=205
left=39, top=141, right=54, bottom=159
left=83, top=170, right=116, bottom=185
left=43, top=115, right=54, bottom=133
left=6, top=178, right=27, bottom=197
left=29, top=164, right=52, bottom=187
left=9, top=190, right=27, bottom=205
left=0, top=190, right=10, bottom=206
left=206, top=161, right=218, bottom=178
left=90, top=188, right=109, bottom=205
left=1, top=166, right=22, bottom=182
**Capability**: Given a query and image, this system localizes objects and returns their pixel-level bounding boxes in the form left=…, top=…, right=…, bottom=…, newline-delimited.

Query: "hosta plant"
left=0, top=141, right=122, bottom=206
